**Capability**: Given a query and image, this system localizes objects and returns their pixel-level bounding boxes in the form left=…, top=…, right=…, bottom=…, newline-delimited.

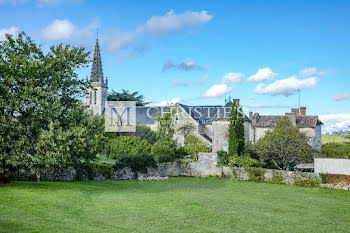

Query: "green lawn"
left=0, top=178, right=349, bottom=233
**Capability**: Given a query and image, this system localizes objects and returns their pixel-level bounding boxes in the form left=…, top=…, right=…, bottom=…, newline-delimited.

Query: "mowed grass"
left=0, top=178, right=349, bottom=233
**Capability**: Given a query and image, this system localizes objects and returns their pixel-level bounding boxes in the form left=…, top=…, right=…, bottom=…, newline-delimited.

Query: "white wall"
left=314, top=158, right=350, bottom=175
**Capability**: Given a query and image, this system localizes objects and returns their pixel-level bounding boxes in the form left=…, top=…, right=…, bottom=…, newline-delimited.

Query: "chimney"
left=233, top=99, right=240, bottom=107
left=300, top=107, right=306, bottom=116
left=249, top=112, right=253, bottom=120
left=291, top=108, right=299, bottom=115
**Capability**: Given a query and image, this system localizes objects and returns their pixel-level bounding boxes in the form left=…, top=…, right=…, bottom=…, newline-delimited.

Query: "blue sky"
left=1, top=0, right=350, bottom=132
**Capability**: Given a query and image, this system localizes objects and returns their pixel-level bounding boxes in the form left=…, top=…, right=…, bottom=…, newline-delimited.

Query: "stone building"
left=86, top=39, right=322, bottom=152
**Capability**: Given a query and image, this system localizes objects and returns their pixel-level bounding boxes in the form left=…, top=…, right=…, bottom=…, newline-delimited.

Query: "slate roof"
left=253, top=115, right=322, bottom=128
left=136, top=106, right=160, bottom=124
left=90, top=39, right=104, bottom=82
left=178, top=103, right=249, bottom=125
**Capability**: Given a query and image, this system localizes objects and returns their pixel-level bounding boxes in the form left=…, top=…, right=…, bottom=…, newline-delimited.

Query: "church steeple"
left=90, top=39, right=104, bottom=83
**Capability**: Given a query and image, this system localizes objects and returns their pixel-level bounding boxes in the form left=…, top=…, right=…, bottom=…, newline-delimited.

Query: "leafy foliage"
left=107, top=89, right=147, bottom=106
left=256, top=117, right=314, bottom=171
left=246, top=167, right=266, bottom=182
left=228, top=155, right=260, bottom=167
left=294, top=178, right=320, bottom=187
left=155, top=108, right=175, bottom=141
left=184, top=135, right=210, bottom=160
left=320, top=142, right=350, bottom=159
left=135, top=124, right=157, bottom=144
left=0, top=32, right=105, bottom=182
left=107, top=136, right=151, bottom=159
left=177, top=122, right=196, bottom=140
left=319, top=173, right=329, bottom=184
left=151, top=140, right=176, bottom=162
left=228, top=103, right=245, bottom=156
left=114, top=154, right=157, bottom=174
left=268, top=171, right=284, bottom=184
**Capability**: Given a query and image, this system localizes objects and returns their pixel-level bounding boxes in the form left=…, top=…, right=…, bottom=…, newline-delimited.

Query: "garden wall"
left=14, top=153, right=320, bottom=185
left=314, top=158, right=350, bottom=175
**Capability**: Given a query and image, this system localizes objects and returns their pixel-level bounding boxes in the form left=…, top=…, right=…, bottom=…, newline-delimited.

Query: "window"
left=94, top=91, right=97, bottom=105
left=89, top=92, right=92, bottom=105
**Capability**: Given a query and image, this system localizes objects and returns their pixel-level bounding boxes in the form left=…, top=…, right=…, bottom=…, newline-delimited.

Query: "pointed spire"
left=90, top=39, right=104, bottom=82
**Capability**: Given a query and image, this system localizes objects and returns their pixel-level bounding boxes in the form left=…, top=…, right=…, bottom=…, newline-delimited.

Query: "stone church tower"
left=86, top=39, right=108, bottom=115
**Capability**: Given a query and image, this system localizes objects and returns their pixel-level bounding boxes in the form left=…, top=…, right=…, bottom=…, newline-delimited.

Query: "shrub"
left=319, top=173, right=329, bottom=184
left=75, top=161, right=113, bottom=180
left=135, top=125, right=157, bottom=144
left=184, top=135, right=210, bottom=160
left=151, top=140, right=176, bottom=163
left=268, top=171, right=284, bottom=184
left=246, top=167, right=266, bottom=182
left=243, top=143, right=259, bottom=160
left=217, top=150, right=229, bottom=165
left=294, top=178, right=320, bottom=187
left=107, top=136, right=151, bottom=159
left=114, top=154, right=157, bottom=174
left=320, top=142, right=350, bottom=159
left=228, top=155, right=260, bottom=167
left=175, top=147, right=187, bottom=159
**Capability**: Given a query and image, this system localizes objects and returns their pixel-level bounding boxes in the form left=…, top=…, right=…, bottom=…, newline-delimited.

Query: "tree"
left=155, top=108, right=175, bottom=142
left=177, top=122, right=196, bottom=140
left=108, top=89, right=147, bottom=106
left=0, top=32, right=105, bottom=182
left=228, top=103, right=245, bottom=156
left=256, top=117, right=314, bottom=171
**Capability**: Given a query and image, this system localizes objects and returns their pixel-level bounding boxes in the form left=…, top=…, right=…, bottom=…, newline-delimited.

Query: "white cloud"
left=106, top=30, right=137, bottom=51
left=0, top=26, right=19, bottom=41
left=254, top=76, right=319, bottom=96
left=172, top=74, right=208, bottom=87
left=319, top=114, right=350, bottom=133
left=141, top=10, right=213, bottom=35
left=163, top=59, right=207, bottom=72
left=300, top=67, right=325, bottom=77
left=247, top=67, right=278, bottom=82
left=203, top=84, right=232, bottom=98
left=42, top=18, right=98, bottom=44
left=332, top=93, right=350, bottom=101
left=221, top=72, right=244, bottom=84
left=43, top=19, right=75, bottom=40
left=153, top=98, right=183, bottom=106
left=106, top=10, right=212, bottom=53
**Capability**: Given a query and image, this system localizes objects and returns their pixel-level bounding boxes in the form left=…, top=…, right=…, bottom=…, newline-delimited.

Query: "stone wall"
left=13, top=153, right=321, bottom=185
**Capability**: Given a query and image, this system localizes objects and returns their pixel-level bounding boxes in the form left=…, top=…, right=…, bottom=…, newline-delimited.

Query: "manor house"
left=86, top=39, right=323, bottom=151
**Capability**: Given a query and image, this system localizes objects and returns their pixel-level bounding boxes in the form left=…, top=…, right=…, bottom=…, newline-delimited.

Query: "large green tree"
left=0, top=32, right=105, bottom=181
left=108, top=89, right=148, bottom=106
left=228, top=103, right=245, bottom=156
left=256, top=117, right=314, bottom=170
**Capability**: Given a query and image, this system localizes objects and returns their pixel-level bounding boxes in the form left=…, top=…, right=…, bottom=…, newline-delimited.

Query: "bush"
left=319, top=173, right=329, bottom=184
left=294, top=178, right=320, bottom=187
left=151, top=140, right=176, bottom=163
left=107, top=136, right=151, bottom=159
left=184, top=135, right=210, bottom=160
left=244, top=143, right=259, bottom=160
left=268, top=171, right=284, bottom=184
left=175, top=147, right=187, bottom=159
left=320, top=142, right=350, bottom=159
left=135, top=125, right=157, bottom=144
left=114, top=154, right=157, bottom=174
left=75, top=161, right=113, bottom=180
left=228, top=155, right=260, bottom=167
left=246, top=167, right=266, bottom=182
left=217, top=150, right=229, bottom=165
